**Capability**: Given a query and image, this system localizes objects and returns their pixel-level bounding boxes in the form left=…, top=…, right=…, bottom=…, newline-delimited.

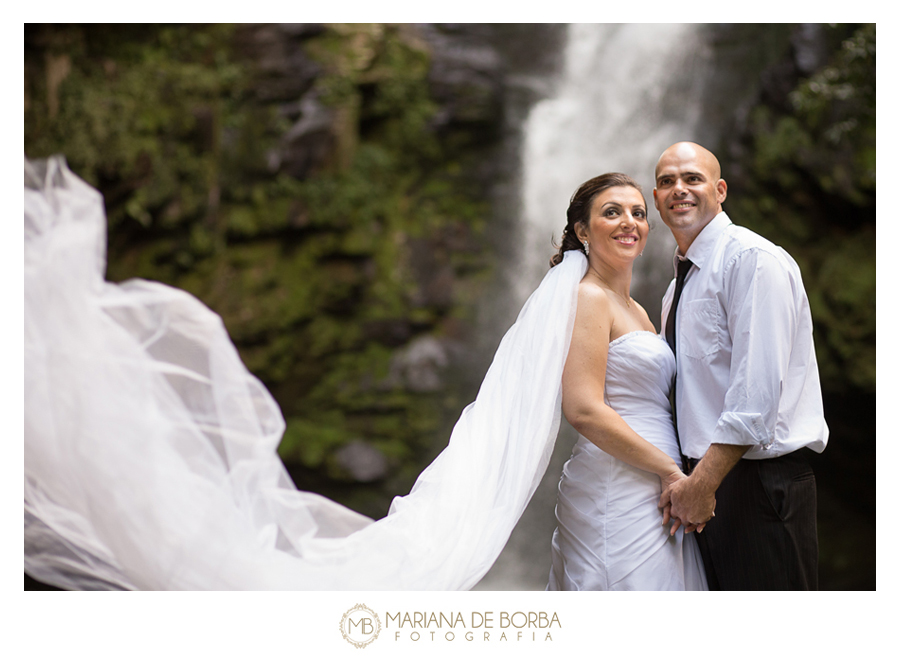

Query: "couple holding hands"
left=24, top=142, right=826, bottom=591
left=546, top=141, right=826, bottom=591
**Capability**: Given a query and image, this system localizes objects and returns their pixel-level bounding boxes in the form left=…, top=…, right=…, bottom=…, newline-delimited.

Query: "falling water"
left=475, top=24, right=715, bottom=591
left=517, top=24, right=716, bottom=317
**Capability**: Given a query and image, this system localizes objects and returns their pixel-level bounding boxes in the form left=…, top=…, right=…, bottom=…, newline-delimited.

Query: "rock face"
left=227, top=24, right=513, bottom=484
left=418, top=24, right=504, bottom=130
left=233, top=23, right=511, bottom=189
left=235, top=24, right=333, bottom=180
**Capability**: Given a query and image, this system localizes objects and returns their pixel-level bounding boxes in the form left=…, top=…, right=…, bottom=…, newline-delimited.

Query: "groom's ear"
left=716, top=179, right=727, bottom=205
left=652, top=187, right=660, bottom=211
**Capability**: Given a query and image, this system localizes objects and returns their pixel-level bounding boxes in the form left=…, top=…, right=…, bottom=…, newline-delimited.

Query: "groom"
left=654, top=142, right=828, bottom=590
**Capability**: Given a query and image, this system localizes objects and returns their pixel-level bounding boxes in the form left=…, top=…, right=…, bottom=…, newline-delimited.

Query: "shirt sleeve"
left=713, top=248, right=798, bottom=451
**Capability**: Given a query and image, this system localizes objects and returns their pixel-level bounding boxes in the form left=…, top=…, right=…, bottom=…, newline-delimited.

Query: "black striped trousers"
left=689, top=449, right=819, bottom=590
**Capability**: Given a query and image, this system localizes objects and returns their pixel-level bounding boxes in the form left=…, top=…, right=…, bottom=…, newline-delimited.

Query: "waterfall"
left=516, top=23, right=714, bottom=322
left=475, top=23, right=714, bottom=590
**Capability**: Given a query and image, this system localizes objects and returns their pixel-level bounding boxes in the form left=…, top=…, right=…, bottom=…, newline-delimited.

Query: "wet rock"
left=333, top=440, right=389, bottom=482
left=384, top=335, right=449, bottom=393
left=269, top=92, right=336, bottom=178
left=418, top=24, right=503, bottom=131
left=235, top=24, right=324, bottom=102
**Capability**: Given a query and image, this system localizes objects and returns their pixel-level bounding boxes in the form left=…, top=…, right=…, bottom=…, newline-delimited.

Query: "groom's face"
left=653, top=145, right=726, bottom=247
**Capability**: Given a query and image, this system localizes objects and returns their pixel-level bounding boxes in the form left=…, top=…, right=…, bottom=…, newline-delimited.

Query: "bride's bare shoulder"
left=576, top=279, right=613, bottom=308
left=574, top=280, right=615, bottom=326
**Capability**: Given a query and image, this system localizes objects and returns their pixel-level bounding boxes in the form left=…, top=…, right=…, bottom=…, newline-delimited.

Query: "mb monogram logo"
left=339, top=604, right=382, bottom=648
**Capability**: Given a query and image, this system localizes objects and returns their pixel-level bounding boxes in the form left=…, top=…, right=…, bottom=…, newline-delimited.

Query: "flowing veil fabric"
left=24, top=156, right=588, bottom=590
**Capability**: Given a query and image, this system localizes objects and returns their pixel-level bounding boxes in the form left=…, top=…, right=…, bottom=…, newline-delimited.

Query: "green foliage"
left=279, top=412, right=355, bottom=469
left=724, top=24, right=875, bottom=394
left=25, top=24, right=491, bottom=494
left=786, top=23, right=875, bottom=202
left=807, top=232, right=876, bottom=390
left=26, top=25, right=252, bottom=234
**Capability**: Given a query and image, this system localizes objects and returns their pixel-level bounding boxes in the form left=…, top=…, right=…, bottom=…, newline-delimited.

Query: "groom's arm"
left=662, top=247, right=797, bottom=531
left=710, top=248, right=799, bottom=453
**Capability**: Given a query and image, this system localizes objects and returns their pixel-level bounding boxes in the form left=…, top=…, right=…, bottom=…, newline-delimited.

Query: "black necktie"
left=665, top=258, right=693, bottom=355
left=665, top=257, right=692, bottom=471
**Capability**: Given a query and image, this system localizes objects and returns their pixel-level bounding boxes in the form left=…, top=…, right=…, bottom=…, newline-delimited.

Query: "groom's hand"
left=662, top=443, right=747, bottom=534
left=658, top=469, right=708, bottom=535
left=662, top=474, right=716, bottom=535
left=669, top=475, right=716, bottom=532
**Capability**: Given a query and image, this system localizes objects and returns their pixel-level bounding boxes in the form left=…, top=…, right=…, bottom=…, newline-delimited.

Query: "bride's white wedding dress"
left=548, top=332, right=707, bottom=590
left=25, top=156, right=703, bottom=591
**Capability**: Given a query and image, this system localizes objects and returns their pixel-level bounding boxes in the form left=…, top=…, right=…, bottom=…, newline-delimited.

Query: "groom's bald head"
left=655, top=142, right=722, bottom=181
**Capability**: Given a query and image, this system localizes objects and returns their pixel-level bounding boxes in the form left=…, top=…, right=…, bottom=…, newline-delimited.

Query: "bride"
left=546, top=173, right=706, bottom=590
left=25, top=157, right=703, bottom=590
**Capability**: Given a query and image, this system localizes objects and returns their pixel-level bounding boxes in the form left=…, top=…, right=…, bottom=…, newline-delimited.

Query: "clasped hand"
left=658, top=470, right=716, bottom=535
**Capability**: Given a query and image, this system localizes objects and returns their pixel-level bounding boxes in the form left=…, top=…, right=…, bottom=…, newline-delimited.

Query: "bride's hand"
left=664, top=510, right=712, bottom=535
left=680, top=516, right=711, bottom=534
left=658, top=467, right=687, bottom=527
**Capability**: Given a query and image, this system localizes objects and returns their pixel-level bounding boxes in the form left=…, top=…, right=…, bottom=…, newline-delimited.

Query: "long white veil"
left=24, top=156, right=587, bottom=590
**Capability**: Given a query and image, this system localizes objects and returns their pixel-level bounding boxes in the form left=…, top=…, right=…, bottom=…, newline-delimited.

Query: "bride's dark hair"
left=550, top=172, right=643, bottom=267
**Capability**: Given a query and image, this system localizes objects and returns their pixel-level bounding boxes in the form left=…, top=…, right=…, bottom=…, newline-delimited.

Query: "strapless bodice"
left=569, top=330, right=680, bottom=466
left=604, top=330, right=675, bottom=415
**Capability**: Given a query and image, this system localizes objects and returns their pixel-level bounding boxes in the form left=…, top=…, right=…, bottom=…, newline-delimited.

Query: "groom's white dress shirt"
left=661, top=212, right=829, bottom=461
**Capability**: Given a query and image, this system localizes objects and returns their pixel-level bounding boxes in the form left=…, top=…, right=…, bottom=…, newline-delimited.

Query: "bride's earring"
left=582, top=240, right=590, bottom=256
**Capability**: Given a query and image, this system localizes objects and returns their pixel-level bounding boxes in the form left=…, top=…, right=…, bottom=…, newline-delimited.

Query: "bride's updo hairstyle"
left=550, top=172, right=643, bottom=267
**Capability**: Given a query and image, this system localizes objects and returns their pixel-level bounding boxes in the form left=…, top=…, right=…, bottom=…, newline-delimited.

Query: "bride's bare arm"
left=561, top=283, right=682, bottom=482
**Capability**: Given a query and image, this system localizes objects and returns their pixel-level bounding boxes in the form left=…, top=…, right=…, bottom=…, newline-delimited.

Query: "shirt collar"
left=673, top=212, right=732, bottom=270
